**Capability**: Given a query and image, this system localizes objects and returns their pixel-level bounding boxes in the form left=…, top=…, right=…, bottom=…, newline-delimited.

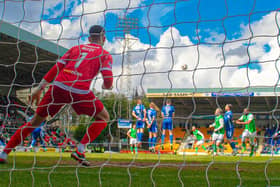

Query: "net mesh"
left=0, top=0, right=279, bottom=186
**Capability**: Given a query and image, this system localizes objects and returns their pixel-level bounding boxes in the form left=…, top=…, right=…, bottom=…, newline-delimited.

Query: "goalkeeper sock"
left=161, top=135, right=165, bottom=145
left=170, top=135, right=173, bottom=145
left=4, top=122, right=34, bottom=154
left=195, top=147, right=198, bottom=153
left=202, top=145, right=207, bottom=151
left=80, top=120, right=107, bottom=144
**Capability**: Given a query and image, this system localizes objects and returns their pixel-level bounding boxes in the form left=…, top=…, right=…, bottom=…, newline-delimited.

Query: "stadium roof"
left=147, top=87, right=280, bottom=117
left=0, top=20, right=68, bottom=94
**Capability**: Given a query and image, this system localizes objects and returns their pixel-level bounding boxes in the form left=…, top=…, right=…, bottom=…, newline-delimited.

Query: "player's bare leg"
left=71, top=108, right=109, bottom=166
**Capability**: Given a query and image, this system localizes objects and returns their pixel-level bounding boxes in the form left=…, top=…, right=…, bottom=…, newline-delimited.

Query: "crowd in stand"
left=262, top=125, right=280, bottom=154
left=0, top=121, right=76, bottom=149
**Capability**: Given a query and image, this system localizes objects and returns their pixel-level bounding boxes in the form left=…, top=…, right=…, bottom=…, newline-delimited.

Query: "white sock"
left=77, top=144, right=85, bottom=153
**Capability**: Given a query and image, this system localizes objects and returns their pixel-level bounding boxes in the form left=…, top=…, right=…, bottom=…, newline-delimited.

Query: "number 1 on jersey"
left=75, top=52, right=88, bottom=69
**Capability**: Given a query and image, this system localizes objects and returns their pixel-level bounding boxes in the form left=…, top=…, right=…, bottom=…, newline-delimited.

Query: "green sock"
left=202, top=145, right=207, bottom=151
left=195, top=147, right=198, bottom=153
left=242, top=142, right=246, bottom=149
left=134, top=147, right=138, bottom=153
left=219, top=144, right=223, bottom=149
left=213, top=144, right=217, bottom=153
left=251, top=145, right=254, bottom=152
left=130, top=146, right=133, bottom=153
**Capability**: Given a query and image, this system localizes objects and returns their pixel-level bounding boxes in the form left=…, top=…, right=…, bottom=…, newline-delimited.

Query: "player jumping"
left=146, top=102, right=159, bottom=152
left=161, top=99, right=175, bottom=150
left=209, top=108, right=225, bottom=156
left=0, top=25, right=113, bottom=166
left=235, top=108, right=256, bottom=156
left=224, top=104, right=237, bottom=155
left=127, top=124, right=138, bottom=154
left=132, top=98, right=146, bottom=146
left=191, top=126, right=207, bottom=154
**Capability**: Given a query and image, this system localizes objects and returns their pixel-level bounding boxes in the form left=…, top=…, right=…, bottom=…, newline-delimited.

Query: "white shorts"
left=212, top=133, right=224, bottom=143
left=195, top=140, right=205, bottom=146
left=130, top=138, right=137, bottom=145
left=242, top=130, right=256, bottom=145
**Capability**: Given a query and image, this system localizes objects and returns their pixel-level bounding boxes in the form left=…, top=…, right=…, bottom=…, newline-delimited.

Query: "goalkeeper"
left=0, top=25, right=113, bottom=166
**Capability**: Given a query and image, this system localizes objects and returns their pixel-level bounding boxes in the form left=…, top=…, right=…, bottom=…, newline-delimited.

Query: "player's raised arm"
left=235, top=115, right=247, bottom=125
left=209, top=123, right=215, bottom=128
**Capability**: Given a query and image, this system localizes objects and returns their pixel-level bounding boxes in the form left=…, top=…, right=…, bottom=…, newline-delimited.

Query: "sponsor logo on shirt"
left=63, top=69, right=83, bottom=76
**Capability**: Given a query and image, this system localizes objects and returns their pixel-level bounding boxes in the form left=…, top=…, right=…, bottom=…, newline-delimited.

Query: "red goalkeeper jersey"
left=45, top=43, right=113, bottom=94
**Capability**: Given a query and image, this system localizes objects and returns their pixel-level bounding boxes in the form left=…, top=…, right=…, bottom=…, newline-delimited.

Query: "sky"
left=0, top=0, right=279, bottom=94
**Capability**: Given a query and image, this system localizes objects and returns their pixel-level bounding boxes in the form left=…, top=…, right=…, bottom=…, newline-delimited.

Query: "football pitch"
left=0, top=152, right=280, bottom=187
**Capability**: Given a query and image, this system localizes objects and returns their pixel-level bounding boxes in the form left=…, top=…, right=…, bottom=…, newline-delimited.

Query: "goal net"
left=0, top=0, right=279, bottom=186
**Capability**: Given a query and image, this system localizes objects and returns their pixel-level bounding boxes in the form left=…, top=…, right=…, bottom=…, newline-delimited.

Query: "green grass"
left=0, top=152, right=280, bottom=187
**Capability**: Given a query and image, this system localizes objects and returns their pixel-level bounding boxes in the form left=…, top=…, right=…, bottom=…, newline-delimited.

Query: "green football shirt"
left=193, top=129, right=203, bottom=140
left=130, top=128, right=137, bottom=138
left=239, top=113, right=256, bottom=133
left=214, top=115, right=225, bottom=134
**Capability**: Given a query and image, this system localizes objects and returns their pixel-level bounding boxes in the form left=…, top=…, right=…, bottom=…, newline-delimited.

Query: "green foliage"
left=73, top=123, right=87, bottom=142
left=73, top=119, right=109, bottom=143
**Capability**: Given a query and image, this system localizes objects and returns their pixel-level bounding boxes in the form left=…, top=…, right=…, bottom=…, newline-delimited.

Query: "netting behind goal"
left=0, top=0, right=280, bottom=186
